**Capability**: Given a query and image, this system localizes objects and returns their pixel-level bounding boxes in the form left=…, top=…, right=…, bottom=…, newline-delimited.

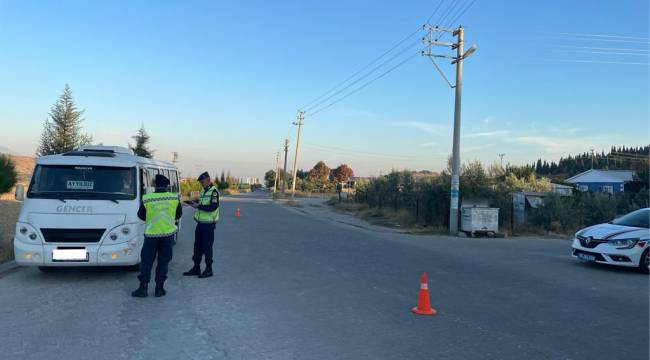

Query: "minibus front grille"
left=41, top=228, right=106, bottom=243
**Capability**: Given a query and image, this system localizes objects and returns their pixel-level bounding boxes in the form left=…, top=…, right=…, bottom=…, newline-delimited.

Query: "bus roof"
left=35, top=145, right=177, bottom=169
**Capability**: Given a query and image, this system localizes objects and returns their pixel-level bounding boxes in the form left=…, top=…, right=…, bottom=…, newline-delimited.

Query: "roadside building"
left=565, top=169, right=635, bottom=194
left=551, top=183, right=573, bottom=196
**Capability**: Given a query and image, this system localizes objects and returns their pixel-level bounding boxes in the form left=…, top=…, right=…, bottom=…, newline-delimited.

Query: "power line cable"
left=305, top=143, right=418, bottom=159
left=425, top=0, right=446, bottom=24
left=300, top=0, right=449, bottom=112
left=437, top=0, right=462, bottom=27
left=447, top=0, right=478, bottom=27
left=304, top=39, right=422, bottom=112
left=299, top=28, right=422, bottom=111
left=308, top=52, right=421, bottom=117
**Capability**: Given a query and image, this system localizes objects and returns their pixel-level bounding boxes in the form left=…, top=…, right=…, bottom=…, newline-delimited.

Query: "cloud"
left=420, top=141, right=438, bottom=147
left=511, top=135, right=617, bottom=154
left=392, top=121, right=447, bottom=135
left=548, top=127, right=583, bottom=134
left=462, top=143, right=496, bottom=152
left=462, top=130, right=510, bottom=139
left=544, top=59, right=650, bottom=66
left=482, top=116, right=494, bottom=124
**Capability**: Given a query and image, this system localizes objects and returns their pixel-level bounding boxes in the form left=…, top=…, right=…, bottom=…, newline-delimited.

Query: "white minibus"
left=14, top=145, right=180, bottom=271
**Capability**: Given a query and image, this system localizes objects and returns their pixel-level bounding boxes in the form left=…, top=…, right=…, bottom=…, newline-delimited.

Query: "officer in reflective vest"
left=132, top=174, right=182, bottom=298
left=183, top=171, right=219, bottom=278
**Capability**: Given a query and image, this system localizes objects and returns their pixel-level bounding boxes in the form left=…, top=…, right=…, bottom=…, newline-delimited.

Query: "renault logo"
left=584, top=237, right=592, bottom=245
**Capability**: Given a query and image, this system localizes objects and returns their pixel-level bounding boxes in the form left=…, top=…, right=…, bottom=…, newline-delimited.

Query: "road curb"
left=0, top=260, right=19, bottom=275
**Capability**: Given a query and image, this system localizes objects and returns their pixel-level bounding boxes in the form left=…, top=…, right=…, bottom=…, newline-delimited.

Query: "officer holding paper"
left=183, top=171, right=220, bottom=279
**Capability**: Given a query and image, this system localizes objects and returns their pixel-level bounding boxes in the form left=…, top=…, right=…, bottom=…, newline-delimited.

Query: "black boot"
left=199, top=265, right=213, bottom=278
left=131, top=283, right=148, bottom=298
left=183, top=264, right=201, bottom=276
left=154, top=283, right=167, bottom=297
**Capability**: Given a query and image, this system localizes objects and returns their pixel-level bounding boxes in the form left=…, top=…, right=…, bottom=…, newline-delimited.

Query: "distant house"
left=347, top=176, right=373, bottom=189
left=565, top=169, right=635, bottom=194
left=551, top=183, right=573, bottom=196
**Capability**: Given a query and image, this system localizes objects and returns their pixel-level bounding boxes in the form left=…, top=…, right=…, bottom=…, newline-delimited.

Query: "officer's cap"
left=154, top=174, right=170, bottom=188
left=197, top=172, right=210, bottom=181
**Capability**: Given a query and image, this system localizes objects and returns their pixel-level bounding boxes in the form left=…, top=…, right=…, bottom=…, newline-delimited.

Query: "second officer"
left=183, top=171, right=219, bottom=278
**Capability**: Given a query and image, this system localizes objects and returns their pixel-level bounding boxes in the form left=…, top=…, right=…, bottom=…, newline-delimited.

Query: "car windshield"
left=611, top=209, right=650, bottom=228
left=27, top=165, right=137, bottom=200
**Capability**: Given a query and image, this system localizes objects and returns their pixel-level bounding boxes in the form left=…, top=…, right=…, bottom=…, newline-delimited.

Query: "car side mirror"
left=15, top=184, right=25, bottom=201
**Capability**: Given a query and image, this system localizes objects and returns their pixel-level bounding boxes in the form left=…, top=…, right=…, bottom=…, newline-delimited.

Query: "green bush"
left=354, top=165, right=648, bottom=234
left=0, top=154, right=17, bottom=194
left=529, top=193, right=580, bottom=232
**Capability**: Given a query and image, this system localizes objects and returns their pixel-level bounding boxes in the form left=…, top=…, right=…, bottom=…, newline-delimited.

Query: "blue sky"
left=0, top=0, right=648, bottom=178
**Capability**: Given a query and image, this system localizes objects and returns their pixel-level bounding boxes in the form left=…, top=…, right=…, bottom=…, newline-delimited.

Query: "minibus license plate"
left=52, top=249, right=88, bottom=261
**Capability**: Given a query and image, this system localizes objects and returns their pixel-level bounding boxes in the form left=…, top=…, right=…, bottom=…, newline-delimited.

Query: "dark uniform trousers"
left=138, top=235, right=174, bottom=284
left=193, top=223, right=215, bottom=266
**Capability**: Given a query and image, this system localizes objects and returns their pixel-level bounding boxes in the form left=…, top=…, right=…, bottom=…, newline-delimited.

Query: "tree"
left=331, top=164, right=354, bottom=183
left=0, top=154, right=17, bottom=194
left=309, top=161, right=330, bottom=181
left=264, top=169, right=277, bottom=188
left=296, top=169, right=308, bottom=180
left=37, top=84, right=92, bottom=155
left=129, top=125, right=154, bottom=158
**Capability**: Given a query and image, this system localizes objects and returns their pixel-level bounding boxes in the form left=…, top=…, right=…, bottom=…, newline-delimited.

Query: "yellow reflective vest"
left=142, top=192, right=180, bottom=237
left=193, top=185, right=220, bottom=224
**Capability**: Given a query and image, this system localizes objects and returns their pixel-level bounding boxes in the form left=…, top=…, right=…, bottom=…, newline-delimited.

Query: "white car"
left=572, top=208, right=650, bottom=274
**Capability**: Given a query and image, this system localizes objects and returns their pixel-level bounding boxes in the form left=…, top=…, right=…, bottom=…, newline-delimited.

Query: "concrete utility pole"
left=273, top=151, right=280, bottom=193
left=282, top=139, right=289, bottom=193
left=590, top=149, right=595, bottom=169
left=290, top=110, right=305, bottom=198
left=422, top=24, right=477, bottom=235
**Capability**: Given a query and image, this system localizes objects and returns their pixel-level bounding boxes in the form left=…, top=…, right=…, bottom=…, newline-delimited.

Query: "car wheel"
left=639, top=248, right=649, bottom=274
left=38, top=266, right=56, bottom=273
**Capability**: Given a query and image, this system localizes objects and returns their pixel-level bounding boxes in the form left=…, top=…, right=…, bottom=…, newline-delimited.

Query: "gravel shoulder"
left=0, top=200, right=21, bottom=264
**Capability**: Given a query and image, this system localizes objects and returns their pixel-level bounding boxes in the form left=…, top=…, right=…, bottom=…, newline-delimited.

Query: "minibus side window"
left=146, top=168, right=158, bottom=193
left=169, top=170, right=179, bottom=192
left=140, top=168, right=149, bottom=197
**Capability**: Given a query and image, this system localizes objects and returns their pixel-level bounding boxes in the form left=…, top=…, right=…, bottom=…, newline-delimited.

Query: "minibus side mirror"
left=15, top=184, right=25, bottom=201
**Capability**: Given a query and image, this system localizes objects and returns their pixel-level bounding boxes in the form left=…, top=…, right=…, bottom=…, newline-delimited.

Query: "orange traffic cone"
left=235, top=208, right=241, bottom=218
left=411, top=272, right=437, bottom=316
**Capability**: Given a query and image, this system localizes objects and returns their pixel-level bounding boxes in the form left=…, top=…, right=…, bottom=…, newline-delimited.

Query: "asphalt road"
left=1, top=192, right=648, bottom=360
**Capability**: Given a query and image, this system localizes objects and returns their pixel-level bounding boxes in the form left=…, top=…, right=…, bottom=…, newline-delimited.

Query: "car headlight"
left=609, top=238, right=639, bottom=249
left=15, top=222, right=40, bottom=244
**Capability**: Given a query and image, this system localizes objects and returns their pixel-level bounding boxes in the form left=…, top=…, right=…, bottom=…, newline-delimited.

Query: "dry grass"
left=0, top=155, right=34, bottom=201
left=0, top=200, right=21, bottom=263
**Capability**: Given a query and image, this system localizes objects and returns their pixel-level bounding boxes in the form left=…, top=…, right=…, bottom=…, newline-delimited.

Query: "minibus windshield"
left=27, top=165, right=137, bottom=200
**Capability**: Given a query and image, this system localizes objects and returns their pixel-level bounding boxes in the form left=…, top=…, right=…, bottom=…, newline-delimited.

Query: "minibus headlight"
left=19, top=226, right=28, bottom=235
left=28, top=233, right=37, bottom=240
left=121, top=227, right=131, bottom=236
left=109, top=233, right=118, bottom=241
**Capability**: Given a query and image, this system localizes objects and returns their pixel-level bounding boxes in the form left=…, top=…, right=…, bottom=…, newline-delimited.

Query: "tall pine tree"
left=37, top=84, right=92, bottom=156
left=129, top=125, right=154, bottom=158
